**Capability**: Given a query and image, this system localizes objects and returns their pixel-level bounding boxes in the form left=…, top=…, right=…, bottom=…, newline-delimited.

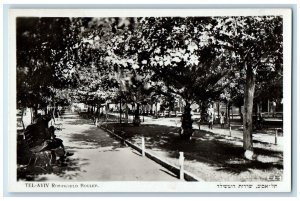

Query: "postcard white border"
left=8, top=8, right=292, bottom=193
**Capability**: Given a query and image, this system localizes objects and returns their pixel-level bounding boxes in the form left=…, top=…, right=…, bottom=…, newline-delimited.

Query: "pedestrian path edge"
left=99, top=124, right=203, bottom=182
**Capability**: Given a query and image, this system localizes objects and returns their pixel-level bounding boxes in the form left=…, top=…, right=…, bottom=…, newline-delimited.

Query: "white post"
left=179, top=152, right=184, bottom=180
left=95, top=118, right=98, bottom=127
left=141, top=137, right=145, bottom=157
left=229, top=126, right=232, bottom=137
left=275, top=129, right=278, bottom=145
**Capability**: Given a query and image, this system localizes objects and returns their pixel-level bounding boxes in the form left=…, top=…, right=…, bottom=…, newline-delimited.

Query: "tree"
left=101, top=17, right=156, bottom=125
left=212, top=16, right=283, bottom=157
left=17, top=17, right=86, bottom=121
left=135, top=17, right=231, bottom=139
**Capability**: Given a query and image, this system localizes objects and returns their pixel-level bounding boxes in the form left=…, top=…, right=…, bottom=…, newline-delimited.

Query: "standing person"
left=208, top=104, right=214, bottom=129
left=220, top=111, right=225, bottom=128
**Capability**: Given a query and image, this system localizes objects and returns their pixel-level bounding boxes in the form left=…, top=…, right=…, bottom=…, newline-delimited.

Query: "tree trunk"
left=125, top=102, right=129, bottom=123
left=150, top=103, right=153, bottom=116
left=217, top=102, right=220, bottom=123
left=21, top=108, right=25, bottom=131
left=225, top=103, right=228, bottom=125
left=119, top=99, right=122, bottom=124
left=239, top=105, right=243, bottom=123
left=273, top=101, right=276, bottom=117
left=142, top=105, right=145, bottom=122
left=95, top=105, right=100, bottom=125
left=105, top=103, right=109, bottom=120
left=52, top=106, right=56, bottom=123
left=96, top=105, right=100, bottom=116
left=267, top=99, right=270, bottom=116
left=31, top=106, right=38, bottom=123
left=243, top=66, right=256, bottom=154
left=155, top=102, right=158, bottom=118
left=198, top=101, right=202, bottom=130
left=133, top=103, right=141, bottom=126
left=180, top=102, right=193, bottom=139
left=227, top=103, right=231, bottom=127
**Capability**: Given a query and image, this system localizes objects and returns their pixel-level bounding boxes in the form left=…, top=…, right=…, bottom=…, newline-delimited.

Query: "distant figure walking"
left=220, top=111, right=225, bottom=128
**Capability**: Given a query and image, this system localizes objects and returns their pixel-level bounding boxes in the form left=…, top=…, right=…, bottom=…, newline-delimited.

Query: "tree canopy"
left=17, top=16, right=283, bottom=151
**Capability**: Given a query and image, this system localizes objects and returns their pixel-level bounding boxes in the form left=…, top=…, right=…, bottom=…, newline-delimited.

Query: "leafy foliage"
left=17, top=16, right=283, bottom=144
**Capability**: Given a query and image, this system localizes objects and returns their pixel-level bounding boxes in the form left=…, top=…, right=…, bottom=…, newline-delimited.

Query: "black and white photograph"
left=8, top=9, right=292, bottom=192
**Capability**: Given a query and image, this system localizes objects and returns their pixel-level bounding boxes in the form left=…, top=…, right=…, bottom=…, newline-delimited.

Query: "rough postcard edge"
left=7, top=8, right=292, bottom=193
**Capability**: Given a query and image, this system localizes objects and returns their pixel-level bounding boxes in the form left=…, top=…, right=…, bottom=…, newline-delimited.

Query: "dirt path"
left=34, top=111, right=179, bottom=181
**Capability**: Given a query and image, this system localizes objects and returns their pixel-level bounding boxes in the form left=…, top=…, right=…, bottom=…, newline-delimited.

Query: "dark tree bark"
left=243, top=65, right=256, bottom=152
left=21, top=108, right=25, bottom=130
left=31, top=106, right=38, bottom=123
left=150, top=104, right=153, bottom=115
left=105, top=103, right=109, bottom=120
left=225, top=103, right=228, bottom=125
left=227, top=103, right=231, bottom=127
left=119, top=99, right=122, bottom=124
left=217, top=102, right=220, bottom=123
left=239, top=105, right=243, bottom=123
left=142, top=105, right=145, bottom=122
left=124, top=102, right=129, bottom=123
left=51, top=105, right=56, bottom=123
left=198, top=101, right=202, bottom=130
left=180, top=102, right=193, bottom=139
left=95, top=105, right=100, bottom=125
left=96, top=105, right=100, bottom=116
left=155, top=102, right=158, bottom=118
left=133, top=103, right=141, bottom=126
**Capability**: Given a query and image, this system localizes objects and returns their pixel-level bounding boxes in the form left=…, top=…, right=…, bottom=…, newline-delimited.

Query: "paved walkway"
left=34, top=111, right=179, bottom=181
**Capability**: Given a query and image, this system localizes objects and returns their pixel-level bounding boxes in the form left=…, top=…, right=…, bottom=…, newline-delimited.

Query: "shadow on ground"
left=106, top=123, right=283, bottom=174
left=17, top=117, right=123, bottom=181
left=66, top=118, right=95, bottom=125
left=17, top=153, right=87, bottom=181
left=67, top=126, right=125, bottom=150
